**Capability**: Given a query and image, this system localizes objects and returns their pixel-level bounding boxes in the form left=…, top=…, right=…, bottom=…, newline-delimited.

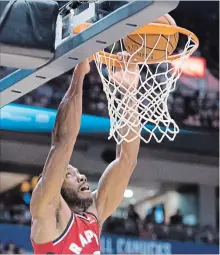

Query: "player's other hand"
left=111, top=51, right=139, bottom=92
left=77, top=58, right=90, bottom=75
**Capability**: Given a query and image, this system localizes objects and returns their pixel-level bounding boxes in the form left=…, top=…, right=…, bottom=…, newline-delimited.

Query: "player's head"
left=37, top=165, right=93, bottom=211
left=61, top=165, right=93, bottom=211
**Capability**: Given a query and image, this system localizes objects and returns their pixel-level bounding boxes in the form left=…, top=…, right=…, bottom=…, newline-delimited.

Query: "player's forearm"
left=52, top=65, right=85, bottom=145
left=119, top=96, right=140, bottom=162
left=96, top=99, right=140, bottom=222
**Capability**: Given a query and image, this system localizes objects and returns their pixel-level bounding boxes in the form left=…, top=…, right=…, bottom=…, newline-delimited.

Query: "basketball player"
left=30, top=52, right=140, bottom=254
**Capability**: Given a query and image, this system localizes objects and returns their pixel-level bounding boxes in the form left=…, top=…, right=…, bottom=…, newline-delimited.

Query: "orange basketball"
left=123, top=14, right=179, bottom=63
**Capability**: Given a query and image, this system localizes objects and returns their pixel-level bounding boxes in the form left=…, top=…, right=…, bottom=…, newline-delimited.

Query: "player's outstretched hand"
left=110, top=51, right=139, bottom=92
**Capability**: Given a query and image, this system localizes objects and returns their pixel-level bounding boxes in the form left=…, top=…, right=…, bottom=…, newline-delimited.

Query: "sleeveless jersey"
left=31, top=212, right=100, bottom=254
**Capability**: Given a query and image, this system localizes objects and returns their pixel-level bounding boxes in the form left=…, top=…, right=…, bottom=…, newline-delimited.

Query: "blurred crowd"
left=1, top=62, right=215, bottom=131
left=0, top=202, right=219, bottom=246
left=11, top=63, right=110, bottom=117
left=0, top=203, right=31, bottom=225
left=102, top=205, right=219, bottom=245
left=0, top=241, right=25, bottom=254
left=168, top=87, right=219, bottom=130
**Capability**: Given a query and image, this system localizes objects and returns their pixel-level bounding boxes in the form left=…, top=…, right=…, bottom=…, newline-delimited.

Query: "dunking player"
left=30, top=53, right=140, bottom=254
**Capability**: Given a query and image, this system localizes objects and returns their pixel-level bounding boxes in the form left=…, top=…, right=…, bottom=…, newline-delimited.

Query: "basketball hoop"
left=76, top=19, right=199, bottom=144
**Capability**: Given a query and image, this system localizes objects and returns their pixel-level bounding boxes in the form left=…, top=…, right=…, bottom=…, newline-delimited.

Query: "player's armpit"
left=94, top=154, right=137, bottom=225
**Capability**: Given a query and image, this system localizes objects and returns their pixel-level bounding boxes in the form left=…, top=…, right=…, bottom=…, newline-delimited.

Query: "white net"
left=94, top=33, right=197, bottom=144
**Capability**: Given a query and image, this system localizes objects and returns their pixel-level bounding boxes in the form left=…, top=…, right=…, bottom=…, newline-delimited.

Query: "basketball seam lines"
left=126, top=15, right=179, bottom=56
left=162, top=15, right=178, bottom=49
left=126, top=35, right=167, bottom=52
left=164, top=15, right=179, bottom=43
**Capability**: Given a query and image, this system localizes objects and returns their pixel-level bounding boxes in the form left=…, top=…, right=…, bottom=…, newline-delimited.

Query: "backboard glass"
left=0, top=0, right=179, bottom=108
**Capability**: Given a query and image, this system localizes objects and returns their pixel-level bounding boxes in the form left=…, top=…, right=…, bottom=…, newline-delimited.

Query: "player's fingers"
left=117, top=51, right=130, bottom=62
left=120, top=52, right=139, bottom=72
left=117, top=52, right=123, bottom=61
left=88, top=55, right=94, bottom=62
left=114, top=53, right=123, bottom=72
left=117, top=52, right=130, bottom=71
left=124, top=51, right=131, bottom=62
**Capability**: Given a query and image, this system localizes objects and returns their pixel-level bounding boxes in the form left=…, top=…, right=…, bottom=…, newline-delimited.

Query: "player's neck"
left=69, top=206, right=84, bottom=214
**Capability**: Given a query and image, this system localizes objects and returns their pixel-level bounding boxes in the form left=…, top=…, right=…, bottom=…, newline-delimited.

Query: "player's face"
left=61, top=165, right=93, bottom=211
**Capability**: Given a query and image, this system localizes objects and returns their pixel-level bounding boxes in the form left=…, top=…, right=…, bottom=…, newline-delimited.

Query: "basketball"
left=123, top=14, right=179, bottom=63
left=1, top=0, right=217, bottom=254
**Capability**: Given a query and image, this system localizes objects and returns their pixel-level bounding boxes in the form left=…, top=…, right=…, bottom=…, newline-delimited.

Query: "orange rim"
left=73, top=22, right=199, bottom=66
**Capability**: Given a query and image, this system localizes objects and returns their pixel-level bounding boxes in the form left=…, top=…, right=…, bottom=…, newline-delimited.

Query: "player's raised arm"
left=94, top=53, right=141, bottom=224
left=30, top=60, right=90, bottom=218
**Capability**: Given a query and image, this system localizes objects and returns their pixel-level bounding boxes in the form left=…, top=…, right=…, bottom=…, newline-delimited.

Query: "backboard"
left=0, top=0, right=179, bottom=108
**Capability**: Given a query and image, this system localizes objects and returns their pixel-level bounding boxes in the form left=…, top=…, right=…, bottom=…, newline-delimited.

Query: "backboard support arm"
left=0, top=1, right=179, bottom=108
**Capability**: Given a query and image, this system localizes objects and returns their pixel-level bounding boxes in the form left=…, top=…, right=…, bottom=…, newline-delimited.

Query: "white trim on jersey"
left=75, top=213, right=90, bottom=221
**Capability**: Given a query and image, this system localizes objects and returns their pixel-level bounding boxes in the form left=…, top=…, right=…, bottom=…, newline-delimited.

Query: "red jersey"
left=31, top=212, right=100, bottom=254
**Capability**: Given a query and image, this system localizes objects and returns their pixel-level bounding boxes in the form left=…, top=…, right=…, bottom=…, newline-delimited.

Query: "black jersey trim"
left=53, top=213, right=74, bottom=245
left=75, top=212, right=98, bottom=222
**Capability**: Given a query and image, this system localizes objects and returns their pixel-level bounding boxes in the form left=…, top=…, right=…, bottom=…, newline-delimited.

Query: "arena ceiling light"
left=124, top=189, right=133, bottom=198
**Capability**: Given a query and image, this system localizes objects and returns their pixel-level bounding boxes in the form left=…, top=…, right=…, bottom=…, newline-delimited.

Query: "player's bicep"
left=30, top=143, right=73, bottom=218
left=94, top=157, right=136, bottom=224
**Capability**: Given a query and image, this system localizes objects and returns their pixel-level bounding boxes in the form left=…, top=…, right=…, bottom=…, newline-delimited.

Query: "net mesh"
left=94, top=33, right=197, bottom=144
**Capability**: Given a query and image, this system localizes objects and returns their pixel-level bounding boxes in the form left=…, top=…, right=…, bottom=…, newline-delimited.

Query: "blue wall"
left=2, top=103, right=218, bottom=156
left=0, top=224, right=218, bottom=254
left=0, top=103, right=192, bottom=134
left=0, top=104, right=110, bottom=133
